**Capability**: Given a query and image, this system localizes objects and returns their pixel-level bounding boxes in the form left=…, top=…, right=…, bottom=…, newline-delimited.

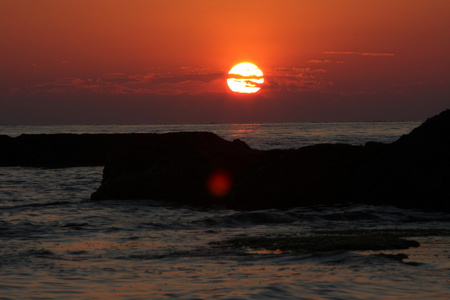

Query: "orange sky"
left=1, top=0, right=449, bottom=124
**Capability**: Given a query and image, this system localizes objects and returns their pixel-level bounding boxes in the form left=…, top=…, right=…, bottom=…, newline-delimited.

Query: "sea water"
left=1, top=122, right=449, bottom=299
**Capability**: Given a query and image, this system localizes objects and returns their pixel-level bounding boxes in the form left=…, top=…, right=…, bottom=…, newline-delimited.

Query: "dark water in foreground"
left=1, top=123, right=449, bottom=299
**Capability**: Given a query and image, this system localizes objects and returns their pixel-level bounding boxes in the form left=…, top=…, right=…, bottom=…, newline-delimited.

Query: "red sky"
left=1, top=0, right=449, bottom=124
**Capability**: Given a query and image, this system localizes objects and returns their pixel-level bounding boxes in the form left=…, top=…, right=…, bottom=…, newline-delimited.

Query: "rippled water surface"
left=1, top=123, right=449, bottom=299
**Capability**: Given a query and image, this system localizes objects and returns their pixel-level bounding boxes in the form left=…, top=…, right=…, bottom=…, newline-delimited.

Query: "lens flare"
left=207, top=169, right=233, bottom=197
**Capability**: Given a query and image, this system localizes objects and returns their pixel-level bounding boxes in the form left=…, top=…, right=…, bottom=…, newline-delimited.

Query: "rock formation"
left=93, top=109, right=450, bottom=211
left=1, top=110, right=449, bottom=211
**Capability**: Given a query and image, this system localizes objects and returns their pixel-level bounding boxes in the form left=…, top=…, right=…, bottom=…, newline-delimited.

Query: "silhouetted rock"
left=371, top=109, right=450, bottom=211
left=1, top=110, right=450, bottom=211
left=90, top=132, right=265, bottom=206
left=0, top=133, right=157, bottom=168
left=395, top=109, right=450, bottom=147
left=90, top=109, right=450, bottom=211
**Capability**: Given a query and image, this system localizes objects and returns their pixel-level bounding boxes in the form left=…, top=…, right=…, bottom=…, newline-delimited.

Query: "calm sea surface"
left=0, top=122, right=421, bottom=150
left=1, top=122, right=450, bottom=299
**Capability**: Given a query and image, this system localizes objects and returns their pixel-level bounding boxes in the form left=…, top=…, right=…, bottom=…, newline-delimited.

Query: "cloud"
left=3, top=78, right=449, bottom=124
left=97, top=73, right=141, bottom=85
left=263, top=67, right=334, bottom=93
left=12, top=66, right=333, bottom=97
left=11, top=69, right=228, bottom=96
left=361, top=53, right=395, bottom=56
left=323, top=51, right=395, bottom=56
left=307, top=60, right=332, bottom=63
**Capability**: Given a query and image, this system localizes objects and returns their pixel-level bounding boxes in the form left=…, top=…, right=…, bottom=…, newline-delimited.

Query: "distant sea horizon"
left=0, top=121, right=421, bottom=150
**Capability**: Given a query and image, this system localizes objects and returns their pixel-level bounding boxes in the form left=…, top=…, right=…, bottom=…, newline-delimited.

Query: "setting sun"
left=227, top=62, right=264, bottom=93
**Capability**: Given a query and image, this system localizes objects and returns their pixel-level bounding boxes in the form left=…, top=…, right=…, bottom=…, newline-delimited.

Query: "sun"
left=227, top=62, right=264, bottom=93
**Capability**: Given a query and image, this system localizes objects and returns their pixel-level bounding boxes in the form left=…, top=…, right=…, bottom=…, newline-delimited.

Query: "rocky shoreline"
left=1, top=109, right=449, bottom=211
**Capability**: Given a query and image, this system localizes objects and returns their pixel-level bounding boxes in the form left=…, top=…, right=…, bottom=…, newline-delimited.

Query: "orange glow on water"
left=207, top=169, right=233, bottom=197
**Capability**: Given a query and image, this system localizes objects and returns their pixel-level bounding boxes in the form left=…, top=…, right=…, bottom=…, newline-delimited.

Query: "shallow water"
left=1, top=123, right=449, bottom=299
left=1, top=166, right=449, bottom=299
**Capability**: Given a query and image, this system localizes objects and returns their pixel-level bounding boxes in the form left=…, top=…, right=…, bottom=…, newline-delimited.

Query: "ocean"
left=1, top=122, right=449, bottom=299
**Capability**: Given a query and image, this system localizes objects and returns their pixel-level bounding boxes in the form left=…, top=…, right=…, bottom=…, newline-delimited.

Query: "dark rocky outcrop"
left=90, top=132, right=267, bottom=206
left=0, top=133, right=138, bottom=168
left=212, top=234, right=421, bottom=252
left=212, top=228, right=450, bottom=253
left=91, top=109, right=450, bottom=211
left=0, top=133, right=243, bottom=168
left=1, top=110, right=449, bottom=211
